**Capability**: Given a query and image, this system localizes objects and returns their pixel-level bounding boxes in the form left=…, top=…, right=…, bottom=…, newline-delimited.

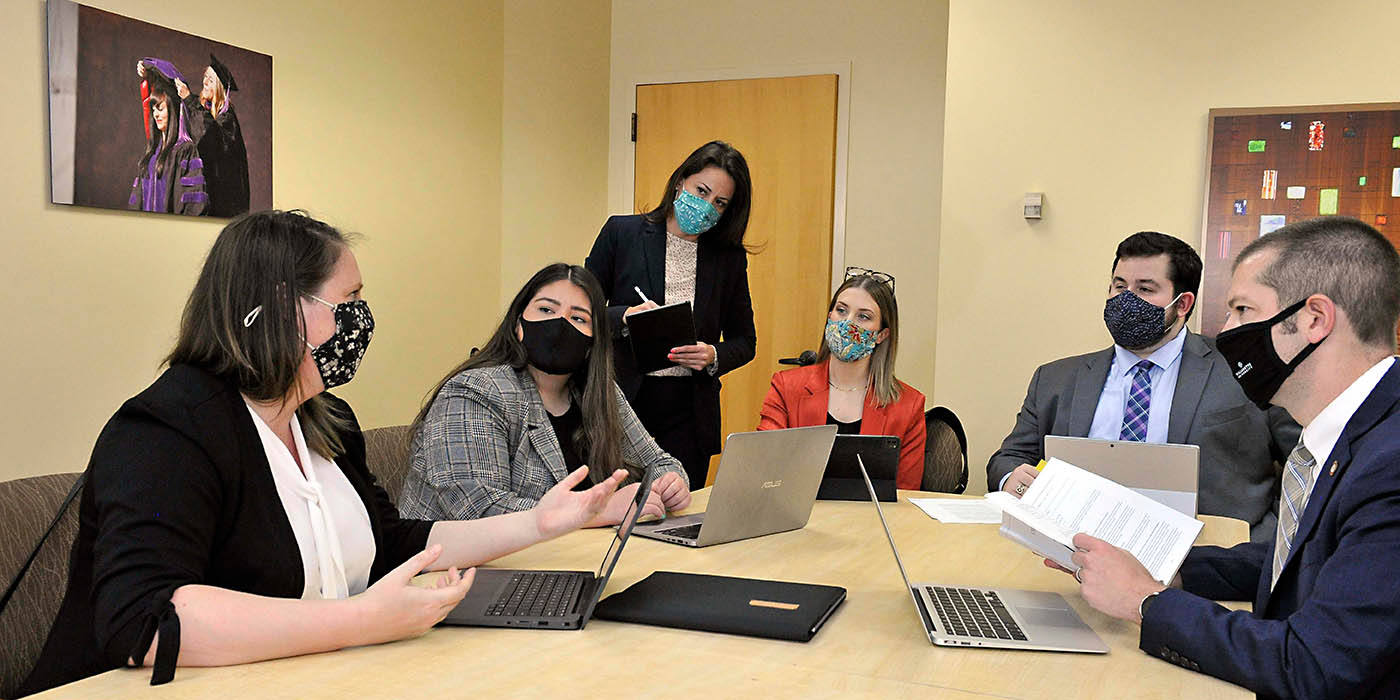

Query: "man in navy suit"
left=1065, top=216, right=1400, bottom=698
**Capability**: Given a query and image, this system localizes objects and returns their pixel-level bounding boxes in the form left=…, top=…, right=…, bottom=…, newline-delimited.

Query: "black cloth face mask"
left=1215, top=298, right=1324, bottom=409
left=1103, top=290, right=1183, bottom=350
left=520, top=316, right=592, bottom=376
left=305, top=296, right=375, bottom=390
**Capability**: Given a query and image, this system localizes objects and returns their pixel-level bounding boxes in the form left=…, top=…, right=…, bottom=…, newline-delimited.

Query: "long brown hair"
left=643, top=140, right=755, bottom=253
left=411, top=263, right=634, bottom=484
left=166, top=209, right=356, bottom=458
left=815, top=275, right=903, bottom=407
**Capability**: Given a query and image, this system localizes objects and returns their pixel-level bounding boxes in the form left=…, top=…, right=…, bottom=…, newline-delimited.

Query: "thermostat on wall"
left=1024, top=192, right=1044, bottom=219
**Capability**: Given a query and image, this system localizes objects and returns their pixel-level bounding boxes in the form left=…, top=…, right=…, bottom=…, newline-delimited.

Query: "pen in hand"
left=634, top=286, right=653, bottom=305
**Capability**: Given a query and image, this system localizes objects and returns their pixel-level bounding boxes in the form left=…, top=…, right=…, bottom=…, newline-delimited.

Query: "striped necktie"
left=1119, top=359, right=1154, bottom=442
left=1272, top=439, right=1317, bottom=588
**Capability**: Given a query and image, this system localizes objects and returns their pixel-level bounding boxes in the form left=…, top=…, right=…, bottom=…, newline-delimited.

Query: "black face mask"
left=1103, top=290, right=1182, bottom=350
left=519, top=317, right=591, bottom=376
left=1215, top=298, right=1324, bottom=409
left=306, top=296, right=374, bottom=390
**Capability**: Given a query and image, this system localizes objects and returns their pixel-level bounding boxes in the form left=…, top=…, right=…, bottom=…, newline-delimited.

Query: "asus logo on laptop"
left=761, top=480, right=783, bottom=489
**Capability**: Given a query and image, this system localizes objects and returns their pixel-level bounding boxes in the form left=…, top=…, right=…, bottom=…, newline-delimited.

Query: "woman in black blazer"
left=20, top=211, right=627, bottom=695
left=585, top=141, right=757, bottom=487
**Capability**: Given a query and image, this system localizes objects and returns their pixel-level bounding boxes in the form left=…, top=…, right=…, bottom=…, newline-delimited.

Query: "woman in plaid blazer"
left=400, top=264, right=691, bottom=523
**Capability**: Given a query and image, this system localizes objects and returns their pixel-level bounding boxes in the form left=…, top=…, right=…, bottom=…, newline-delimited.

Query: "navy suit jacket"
left=1140, top=359, right=1400, bottom=699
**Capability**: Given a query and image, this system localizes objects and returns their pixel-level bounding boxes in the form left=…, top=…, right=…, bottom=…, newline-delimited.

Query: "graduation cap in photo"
left=209, top=53, right=239, bottom=92
left=140, top=57, right=185, bottom=98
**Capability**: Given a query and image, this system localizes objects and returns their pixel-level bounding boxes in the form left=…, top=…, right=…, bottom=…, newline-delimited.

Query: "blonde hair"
left=206, top=68, right=229, bottom=117
left=815, top=275, right=902, bottom=407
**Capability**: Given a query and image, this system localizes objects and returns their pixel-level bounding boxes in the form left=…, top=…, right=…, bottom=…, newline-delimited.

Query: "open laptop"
left=817, top=434, right=900, bottom=501
left=441, top=470, right=652, bottom=630
left=857, top=457, right=1108, bottom=653
left=1044, top=436, right=1199, bottom=517
left=632, top=425, right=838, bottom=547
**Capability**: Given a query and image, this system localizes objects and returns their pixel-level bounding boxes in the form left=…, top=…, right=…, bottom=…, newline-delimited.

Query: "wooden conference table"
left=37, top=490, right=1251, bottom=699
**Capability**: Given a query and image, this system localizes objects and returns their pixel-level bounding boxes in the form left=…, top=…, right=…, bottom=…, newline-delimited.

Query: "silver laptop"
left=632, top=425, right=838, bottom=547
left=858, top=457, right=1108, bottom=653
left=440, top=471, right=651, bottom=630
left=1044, top=436, right=1199, bottom=517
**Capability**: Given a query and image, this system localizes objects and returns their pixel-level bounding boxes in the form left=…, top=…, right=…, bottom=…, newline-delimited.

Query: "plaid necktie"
left=1118, top=360, right=1154, bottom=442
left=1272, top=439, right=1317, bottom=588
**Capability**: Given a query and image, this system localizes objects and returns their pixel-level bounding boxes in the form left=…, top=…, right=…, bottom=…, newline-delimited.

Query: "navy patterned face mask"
left=305, top=295, right=374, bottom=390
left=1103, top=290, right=1182, bottom=350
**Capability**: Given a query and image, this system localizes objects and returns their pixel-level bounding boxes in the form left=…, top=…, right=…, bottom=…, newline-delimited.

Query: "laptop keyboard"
left=486, top=572, right=586, bottom=618
left=925, top=586, right=1028, bottom=641
left=655, top=523, right=702, bottom=540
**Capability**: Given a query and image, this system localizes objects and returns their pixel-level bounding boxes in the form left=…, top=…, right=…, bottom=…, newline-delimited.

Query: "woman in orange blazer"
left=757, top=269, right=927, bottom=489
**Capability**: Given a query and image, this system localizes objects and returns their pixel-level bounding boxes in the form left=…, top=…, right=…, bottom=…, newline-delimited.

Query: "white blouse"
left=649, top=233, right=699, bottom=378
left=244, top=403, right=376, bottom=599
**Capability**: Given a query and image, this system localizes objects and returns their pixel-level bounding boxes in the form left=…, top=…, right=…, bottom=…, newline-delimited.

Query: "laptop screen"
left=580, top=469, right=654, bottom=619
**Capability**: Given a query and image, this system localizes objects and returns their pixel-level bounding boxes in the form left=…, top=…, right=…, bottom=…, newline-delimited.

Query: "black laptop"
left=816, top=434, right=900, bottom=501
left=440, top=470, right=651, bottom=630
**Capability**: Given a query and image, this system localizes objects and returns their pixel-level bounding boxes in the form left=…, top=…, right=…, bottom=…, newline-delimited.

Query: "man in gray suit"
left=988, top=231, right=1299, bottom=541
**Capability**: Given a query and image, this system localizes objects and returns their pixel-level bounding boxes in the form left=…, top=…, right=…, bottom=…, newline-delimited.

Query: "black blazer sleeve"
left=711, top=247, right=756, bottom=377
left=87, top=403, right=223, bottom=672
left=585, top=217, right=633, bottom=341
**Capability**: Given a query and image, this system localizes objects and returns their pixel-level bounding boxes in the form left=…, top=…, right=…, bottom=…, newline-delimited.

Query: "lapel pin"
left=1329, top=462, right=1338, bottom=477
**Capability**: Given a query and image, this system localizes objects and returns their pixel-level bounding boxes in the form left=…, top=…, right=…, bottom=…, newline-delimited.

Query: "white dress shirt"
left=1298, top=356, right=1396, bottom=485
left=245, top=403, right=376, bottom=599
left=1088, top=325, right=1189, bottom=443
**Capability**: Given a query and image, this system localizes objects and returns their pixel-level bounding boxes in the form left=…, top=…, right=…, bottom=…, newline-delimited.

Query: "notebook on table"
left=626, top=301, right=697, bottom=373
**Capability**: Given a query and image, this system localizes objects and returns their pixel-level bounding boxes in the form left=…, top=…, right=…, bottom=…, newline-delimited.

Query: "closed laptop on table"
left=593, top=571, right=846, bottom=642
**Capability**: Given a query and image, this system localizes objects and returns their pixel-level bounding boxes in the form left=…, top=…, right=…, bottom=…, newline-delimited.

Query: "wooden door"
left=634, top=75, right=838, bottom=485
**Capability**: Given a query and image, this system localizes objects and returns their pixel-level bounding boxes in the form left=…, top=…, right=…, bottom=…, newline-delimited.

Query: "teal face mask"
left=824, top=318, right=879, bottom=362
left=673, top=189, right=721, bottom=236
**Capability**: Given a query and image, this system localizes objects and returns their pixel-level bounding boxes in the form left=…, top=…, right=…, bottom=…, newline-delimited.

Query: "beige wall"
left=936, top=0, right=1400, bottom=493
left=500, top=0, right=611, bottom=305
left=607, top=0, right=950, bottom=408
left=0, top=0, right=504, bottom=481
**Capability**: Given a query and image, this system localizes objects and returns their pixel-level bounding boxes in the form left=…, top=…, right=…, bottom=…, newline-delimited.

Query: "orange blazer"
left=756, top=360, right=927, bottom=490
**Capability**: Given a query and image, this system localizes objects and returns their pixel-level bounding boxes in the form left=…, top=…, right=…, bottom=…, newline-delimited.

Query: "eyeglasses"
left=844, top=266, right=895, bottom=291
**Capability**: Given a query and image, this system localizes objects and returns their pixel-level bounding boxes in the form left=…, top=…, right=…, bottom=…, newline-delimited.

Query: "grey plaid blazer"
left=397, top=365, right=686, bottom=520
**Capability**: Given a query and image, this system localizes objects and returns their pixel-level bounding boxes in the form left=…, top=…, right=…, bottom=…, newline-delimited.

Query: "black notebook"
left=592, top=571, right=846, bottom=642
left=626, top=301, right=697, bottom=373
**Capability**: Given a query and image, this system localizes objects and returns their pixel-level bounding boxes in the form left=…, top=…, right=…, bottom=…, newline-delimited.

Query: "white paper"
left=909, top=496, right=1005, bottom=524
left=1286, top=186, right=1306, bottom=200
left=1392, top=168, right=1400, bottom=198
left=997, top=459, right=1203, bottom=584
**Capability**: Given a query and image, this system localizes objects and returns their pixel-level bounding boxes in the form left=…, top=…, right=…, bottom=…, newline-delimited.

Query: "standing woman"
left=585, top=141, right=757, bottom=488
left=129, top=58, right=206, bottom=216
left=176, top=53, right=251, bottom=217
left=19, top=211, right=625, bottom=694
left=757, top=271, right=927, bottom=489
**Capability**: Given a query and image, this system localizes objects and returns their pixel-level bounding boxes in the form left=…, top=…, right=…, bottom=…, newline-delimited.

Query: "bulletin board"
left=1199, top=103, right=1400, bottom=337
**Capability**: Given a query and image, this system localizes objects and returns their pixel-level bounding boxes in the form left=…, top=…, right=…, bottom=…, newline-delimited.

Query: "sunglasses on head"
left=844, top=266, right=895, bottom=291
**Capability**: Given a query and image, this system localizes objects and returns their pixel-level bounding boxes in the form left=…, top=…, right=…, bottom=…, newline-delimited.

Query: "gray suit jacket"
left=986, top=331, right=1300, bottom=542
left=398, top=365, right=686, bottom=520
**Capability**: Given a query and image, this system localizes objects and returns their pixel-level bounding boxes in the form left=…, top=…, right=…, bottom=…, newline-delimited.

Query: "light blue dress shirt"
left=1088, top=325, right=1188, bottom=444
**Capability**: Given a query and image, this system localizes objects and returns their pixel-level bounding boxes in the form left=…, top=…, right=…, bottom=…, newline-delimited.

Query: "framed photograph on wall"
left=1199, top=102, right=1400, bottom=337
left=47, top=0, right=272, bottom=218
